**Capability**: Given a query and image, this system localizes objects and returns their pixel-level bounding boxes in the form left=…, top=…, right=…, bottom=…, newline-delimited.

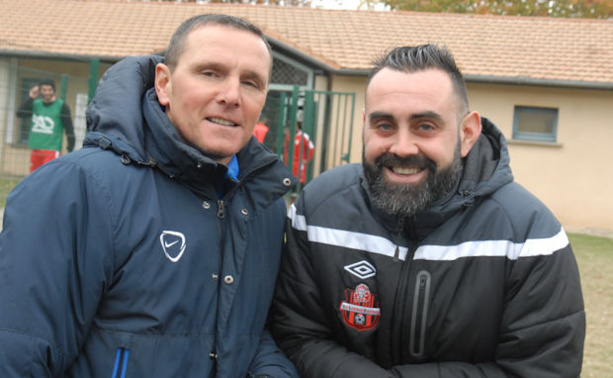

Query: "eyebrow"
left=242, top=69, right=268, bottom=88
left=409, top=111, right=444, bottom=122
left=368, top=111, right=444, bottom=122
left=368, top=111, right=394, bottom=121
left=192, top=62, right=268, bottom=87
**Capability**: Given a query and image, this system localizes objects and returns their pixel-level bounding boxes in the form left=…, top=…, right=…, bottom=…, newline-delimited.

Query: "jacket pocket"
left=410, top=270, right=431, bottom=357
left=112, top=347, right=130, bottom=378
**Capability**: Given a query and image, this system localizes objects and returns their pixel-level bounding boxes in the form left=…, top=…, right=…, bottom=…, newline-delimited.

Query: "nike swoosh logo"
left=164, top=240, right=179, bottom=248
left=160, top=230, right=187, bottom=263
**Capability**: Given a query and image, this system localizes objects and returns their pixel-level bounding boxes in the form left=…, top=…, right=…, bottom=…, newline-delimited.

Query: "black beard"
left=363, top=144, right=462, bottom=218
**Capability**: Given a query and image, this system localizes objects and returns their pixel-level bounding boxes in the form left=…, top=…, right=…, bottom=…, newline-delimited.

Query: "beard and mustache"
left=363, top=141, right=462, bottom=218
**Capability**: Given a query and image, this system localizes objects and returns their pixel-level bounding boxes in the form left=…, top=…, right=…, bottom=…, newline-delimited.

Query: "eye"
left=241, top=76, right=266, bottom=91
left=201, top=71, right=218, bottom=78
left=377, top=122, right=394, bottom=132
left=242, top=80, right=259, bottom=89
left=416, top=122, right=435, bottom=133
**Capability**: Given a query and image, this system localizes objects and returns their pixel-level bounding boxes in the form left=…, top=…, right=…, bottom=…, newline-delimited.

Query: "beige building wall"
left=468, top=83, right=613, bottom=231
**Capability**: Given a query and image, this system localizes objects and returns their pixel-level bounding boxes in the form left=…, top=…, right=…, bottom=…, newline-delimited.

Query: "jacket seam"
left=0, top=326, right=72, bottom=361
left=501, top=309, right=585, bottom=335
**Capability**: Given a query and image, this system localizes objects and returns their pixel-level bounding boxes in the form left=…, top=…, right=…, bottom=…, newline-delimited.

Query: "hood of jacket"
left=84, top=55, right=295, bottom=198
left=364, top=117, right=514, bottom=239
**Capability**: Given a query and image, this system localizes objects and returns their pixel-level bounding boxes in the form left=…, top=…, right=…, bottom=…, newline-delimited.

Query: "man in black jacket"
left=272, top=44, right=585, bottom=377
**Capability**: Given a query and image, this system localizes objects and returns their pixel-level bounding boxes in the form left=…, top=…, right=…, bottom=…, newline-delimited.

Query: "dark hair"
left=368, top=44, right=469, bottom=116
left=39, top=78, right=56, bottom=92
left=164, top=14, right=272, bottom=71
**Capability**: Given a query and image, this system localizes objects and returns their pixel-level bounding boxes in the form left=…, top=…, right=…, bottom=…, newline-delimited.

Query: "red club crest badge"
left=339, top=283, right=381, bottom=331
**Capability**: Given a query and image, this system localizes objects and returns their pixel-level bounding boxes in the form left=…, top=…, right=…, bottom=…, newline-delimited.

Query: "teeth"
left=208, top=117, right=237, bottom=126
left=392, top=167, right=421, bottom=175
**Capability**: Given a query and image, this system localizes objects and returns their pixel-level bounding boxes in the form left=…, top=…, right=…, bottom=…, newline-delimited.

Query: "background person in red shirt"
left=253, top=116, right=269, bottom=144
left=284, top=122, right=314, bottom=184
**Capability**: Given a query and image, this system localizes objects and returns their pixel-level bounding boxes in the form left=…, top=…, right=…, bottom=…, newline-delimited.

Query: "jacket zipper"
left=209, top=198, right=226, bottom=374
left=112, top=347, right=130, bottom=378
left=217, top=199, right=226, bottom=219
left=410, top=270, right=431, bottom=357
left=390, top=217, right=408, bottom=363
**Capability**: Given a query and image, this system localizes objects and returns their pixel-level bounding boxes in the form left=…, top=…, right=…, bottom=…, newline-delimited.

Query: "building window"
left=513, top=106, right=558, bottom=142
left=271, top=58, right=309, bottom=86
left=269, top=52, right=313, bottom=91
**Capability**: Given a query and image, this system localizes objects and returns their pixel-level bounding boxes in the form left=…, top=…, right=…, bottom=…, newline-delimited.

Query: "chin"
left=201, top=146, right=237, bottom=162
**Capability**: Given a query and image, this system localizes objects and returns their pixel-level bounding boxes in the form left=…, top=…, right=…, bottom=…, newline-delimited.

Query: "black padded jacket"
left=272, top=118, right=585, bottom=377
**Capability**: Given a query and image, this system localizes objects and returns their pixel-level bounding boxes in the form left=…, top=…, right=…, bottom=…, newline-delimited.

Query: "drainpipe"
left=60, top=74, right=68, bottom=101
left=88, top=58, right=100, bottom=104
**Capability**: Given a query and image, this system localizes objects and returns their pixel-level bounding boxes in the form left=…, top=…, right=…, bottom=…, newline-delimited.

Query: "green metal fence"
left=260, top=86, right=356, bottom=190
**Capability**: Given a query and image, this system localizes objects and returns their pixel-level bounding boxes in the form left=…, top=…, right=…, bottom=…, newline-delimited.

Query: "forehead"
left=40, top=84, right=54, bottom=90
left=180, top=25, right=271, bottom=68
left=366, top=68, right=455, bottom=113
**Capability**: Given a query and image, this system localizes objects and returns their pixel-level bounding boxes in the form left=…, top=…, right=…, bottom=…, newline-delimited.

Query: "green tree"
left=382, top=0, right=613, bottom=18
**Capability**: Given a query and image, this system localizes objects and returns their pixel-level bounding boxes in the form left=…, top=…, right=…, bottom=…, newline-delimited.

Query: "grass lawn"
left=569, top=233, right=613, bottom=377
left=0, top=178, right=610, bottom=375
left=0, top=177, right=21, bottom=209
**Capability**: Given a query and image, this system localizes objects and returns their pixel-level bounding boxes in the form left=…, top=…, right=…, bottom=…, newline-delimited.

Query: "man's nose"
left=388, top=129, right=419, bottom=157
left=216, top=78, right=241, bottom=107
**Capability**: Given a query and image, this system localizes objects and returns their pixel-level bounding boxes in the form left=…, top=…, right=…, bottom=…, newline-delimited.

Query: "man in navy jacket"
left=0, top=14, right=298, bottom=377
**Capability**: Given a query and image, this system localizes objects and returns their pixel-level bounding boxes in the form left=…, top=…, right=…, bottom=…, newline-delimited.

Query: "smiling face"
left=362, top=67, right=481, bottom=216
left=155, top=25, right=271, bottom=165
left=39, top=84, right=56, bottom=103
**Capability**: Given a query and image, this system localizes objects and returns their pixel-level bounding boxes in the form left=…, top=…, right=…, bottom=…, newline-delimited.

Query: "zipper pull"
left=393, top=215, right=405, bottom=261
left=217, top=199, right=226, bottom=219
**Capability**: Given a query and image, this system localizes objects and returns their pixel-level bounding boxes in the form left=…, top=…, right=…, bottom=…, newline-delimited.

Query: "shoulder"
left=296, top=163, right=363, bottom=216
left=302, top=164, right=361, bottom=198
left=25, top=148, right=125, bottom=192
left=6, top=149, right=125, bottom=232
left=485, top=182, right=562, bottom=240
left=34, top=147, right=149, bottom=202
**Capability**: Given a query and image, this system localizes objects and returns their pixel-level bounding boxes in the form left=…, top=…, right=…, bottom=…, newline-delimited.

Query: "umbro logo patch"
left=344, top=260, right=376, bottom=279
left=160, top=230, right=186, bottom=263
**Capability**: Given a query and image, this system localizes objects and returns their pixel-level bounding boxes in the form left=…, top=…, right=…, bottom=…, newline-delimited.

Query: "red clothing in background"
left=284, top=129, right=314, bottom=184
left=253, top=122, right=269, bottom=143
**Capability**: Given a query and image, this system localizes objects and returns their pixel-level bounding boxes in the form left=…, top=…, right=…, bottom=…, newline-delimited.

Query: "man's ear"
left=155, top=63, right=171, bottom=106
left=459, top=111, right=482, bottom=158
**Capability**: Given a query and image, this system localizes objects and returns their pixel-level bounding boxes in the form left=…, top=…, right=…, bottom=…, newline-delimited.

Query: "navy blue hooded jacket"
left=0, top=55, right=298, bottom=377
